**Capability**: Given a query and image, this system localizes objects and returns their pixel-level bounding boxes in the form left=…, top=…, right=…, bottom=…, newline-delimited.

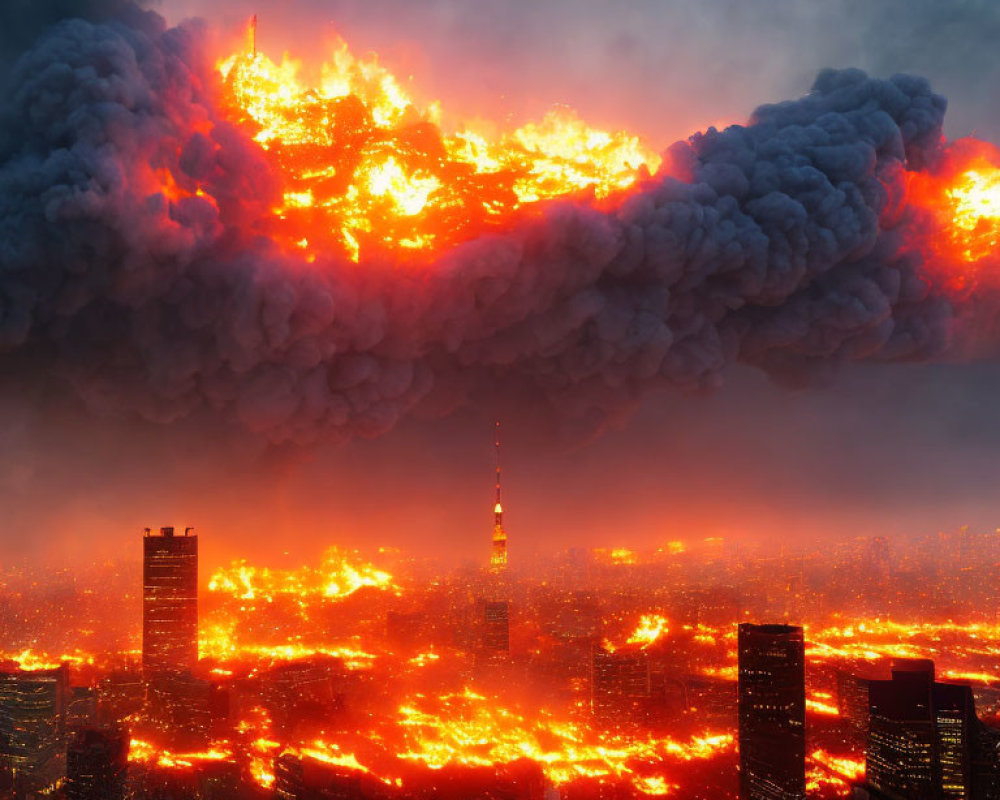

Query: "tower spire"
left=490, top=421, right=507, bottom=573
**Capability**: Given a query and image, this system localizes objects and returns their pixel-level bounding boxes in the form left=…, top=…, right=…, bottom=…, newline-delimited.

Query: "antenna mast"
left=490, top=421, right=508, bottom=573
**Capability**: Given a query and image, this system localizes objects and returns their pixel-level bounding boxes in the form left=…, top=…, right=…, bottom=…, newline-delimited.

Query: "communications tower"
left=490, top=421, right=508, bottom=573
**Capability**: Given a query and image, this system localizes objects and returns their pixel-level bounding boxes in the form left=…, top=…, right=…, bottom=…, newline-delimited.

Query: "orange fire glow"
left=0, top=649, right=95, bottom=671
left=207, top=547, right=395, bottom=602
left=393, top=689, right=732, bottom=788
left=806, top=748, right=865, bottom=796
left=908, top=139, right=1000, bottom=289
left=626, top=614, right=670, bottom=648
left=214, top=33, right=659, bottom=262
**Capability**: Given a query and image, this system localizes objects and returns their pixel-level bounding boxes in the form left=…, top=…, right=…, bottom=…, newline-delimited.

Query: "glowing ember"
left=215, top=34, right=659, bottom=262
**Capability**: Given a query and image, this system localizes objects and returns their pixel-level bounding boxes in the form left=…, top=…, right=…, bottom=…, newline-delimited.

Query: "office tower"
left=481, top=600, right=510, bottom=654
left=863, top=659, right=1000, bottom=800
left=67, top=688, right=98, bottom=729
left=0, top=664, right=70, bottom=793
left=65, top=725, right=128, bottom=800
left=147, top=670, right=228, bottom=747
left=142, top=526, right=198, bottom=676
left=490, top=421, right=508, bottom=573
left=737, top=623, right=806, bottom=800
left=836, top=669, right=874, bottom=742
left=590, top=645, right=650, bottom=721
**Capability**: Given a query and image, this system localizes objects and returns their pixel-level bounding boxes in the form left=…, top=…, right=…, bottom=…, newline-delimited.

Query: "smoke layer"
left=0, top=4, right=959, bottom=443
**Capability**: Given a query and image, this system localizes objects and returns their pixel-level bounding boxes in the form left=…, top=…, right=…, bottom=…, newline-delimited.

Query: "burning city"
left=0, top=441, right=999, bottom=798
left=2, top=1, right=1000, bottom=799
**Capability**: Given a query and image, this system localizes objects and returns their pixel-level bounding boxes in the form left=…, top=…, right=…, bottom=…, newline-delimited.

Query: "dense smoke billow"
left=0, top=1, right=964, bottom=444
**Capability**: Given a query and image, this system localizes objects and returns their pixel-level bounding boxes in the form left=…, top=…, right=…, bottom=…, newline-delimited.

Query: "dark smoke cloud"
left=0, top=3, right=966, bottom=444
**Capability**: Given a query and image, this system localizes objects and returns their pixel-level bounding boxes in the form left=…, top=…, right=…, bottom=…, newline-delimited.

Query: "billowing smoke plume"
left=0, top=3, right=963, bottom=443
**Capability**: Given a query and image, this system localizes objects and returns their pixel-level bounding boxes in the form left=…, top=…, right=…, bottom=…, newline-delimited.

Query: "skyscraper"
left=490, top=421, right=507, bottom=573
left=737, top=623, right=806, bottom=800
left=0, top=663, right=69, bottom=794
left=481, top=600, right=510, bottom=654
left=862, top=659, right=1000, bottom=800
left=142, top=526, right=198, bottom=676
left=65, top=725, right=128, bottom=800
left=591, top=645, right=650, bottom=722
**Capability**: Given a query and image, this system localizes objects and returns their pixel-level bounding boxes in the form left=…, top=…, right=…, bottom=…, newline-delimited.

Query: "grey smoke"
left=0, top=4, right=970, bottom=444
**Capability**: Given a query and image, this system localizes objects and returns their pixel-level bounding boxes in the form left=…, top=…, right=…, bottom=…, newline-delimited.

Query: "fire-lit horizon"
left=3, top=0, right=1000, bottom=798
left=0, top=525, right=998, bottom=797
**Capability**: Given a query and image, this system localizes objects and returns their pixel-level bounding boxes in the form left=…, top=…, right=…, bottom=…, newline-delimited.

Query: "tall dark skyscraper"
left=737, top=623, right=806, bottom=800
left=591, top=645, right=650, bottom=721
left=142, top=526, right=198, bottom=676
left=479, top=599, right=510, bottom=657
left=0, top=664, right=69, bottom=794
left=862, top=659, right=1000, bottom=800
left=65, top=725, right=128, bottom=800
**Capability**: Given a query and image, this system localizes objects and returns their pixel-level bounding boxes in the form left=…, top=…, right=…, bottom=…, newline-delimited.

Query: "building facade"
left=0, top=664, right=70, bottom=795
left=65, top=725, right=128, bottom=800
left=142, top=526, right=198, bottom=676
left=864, top=659, right=1000, bottom=800
left=737, top=623, right=806, bottom=800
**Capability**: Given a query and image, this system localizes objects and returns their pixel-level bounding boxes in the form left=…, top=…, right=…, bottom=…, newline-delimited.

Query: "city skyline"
left=1, top=0, right=1000, bottom=798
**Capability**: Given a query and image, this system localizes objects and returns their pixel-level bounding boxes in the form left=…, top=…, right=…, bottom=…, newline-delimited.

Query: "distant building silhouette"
left=591, top=645, right=650, bottom=722
left=837, top=668, right=875, bottom=744
left=65, top=725, right=128, bottom=800
left=860, top=659, right=1000, bottom=800
left=737, top=623, right=806, bottom=800
left=481, top=600, right=510, bottom=655
left=142, top=526, right=198, bottom=676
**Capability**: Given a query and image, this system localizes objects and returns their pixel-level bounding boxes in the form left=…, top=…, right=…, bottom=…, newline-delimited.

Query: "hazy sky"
left=2, top=0, right=1000, bottom=568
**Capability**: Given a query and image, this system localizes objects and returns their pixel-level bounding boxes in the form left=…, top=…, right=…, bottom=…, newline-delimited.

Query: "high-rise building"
left=737, top=623, right=806, bottom=800
left=65, top=725, right=128, bottom=800
left=591, top=645, right=650, bottom=722
left=142, top=526, right=198, bottom=676
left=490, top=421, right=507, bottom=573
left=0, top=663, right=69, bottom=794
left=836, top=669, right=874, bottom=743
left=481, top=600, right=510, bottom=655
left=862, top=659, right=1000, bottom=800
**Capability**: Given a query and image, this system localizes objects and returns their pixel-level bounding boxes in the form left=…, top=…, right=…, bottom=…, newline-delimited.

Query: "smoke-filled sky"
left=2, top=0, right=1000, bottom=568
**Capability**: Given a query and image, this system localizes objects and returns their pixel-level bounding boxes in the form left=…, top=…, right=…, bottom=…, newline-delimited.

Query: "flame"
left=394, top=689, right=732, bottom=788
left=207, top=547, right=394, bottom=602
left=940, top=669, right=999, bottom=685
left=907, top=139, right=1000, bottom=289
left=807, top=748, right=865, bottom=796
left=626, top=614, right=670, bottom=648
left=214, top=33, right=659, bottom=262
left=635, top=775, right=676, bottom=796
left=805, top=696, right=840, bottom=716
left=129, top=737, right=233, bottom=769
left=0, top=649, right=94, bottom=671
